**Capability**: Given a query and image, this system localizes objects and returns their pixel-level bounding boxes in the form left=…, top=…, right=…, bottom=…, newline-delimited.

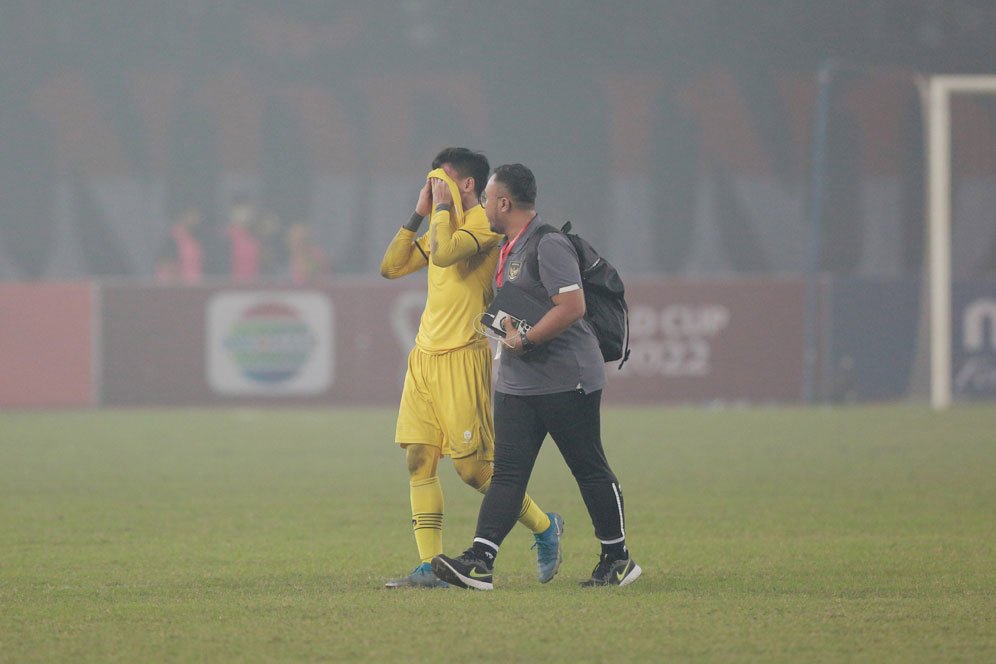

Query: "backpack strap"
left=618, top=299, right=631, bottom=370
left=525, top=223, right=561, bottom=280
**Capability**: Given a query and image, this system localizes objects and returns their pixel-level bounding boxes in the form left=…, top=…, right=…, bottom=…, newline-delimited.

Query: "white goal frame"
left=922, top=75, right=996, bottom=409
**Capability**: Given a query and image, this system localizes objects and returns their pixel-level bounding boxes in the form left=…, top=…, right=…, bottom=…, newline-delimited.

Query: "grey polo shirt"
left=495, top=216, right=607, bottom=396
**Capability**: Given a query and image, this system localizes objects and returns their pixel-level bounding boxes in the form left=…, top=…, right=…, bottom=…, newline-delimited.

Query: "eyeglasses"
left=479, top=191, right=508, bottom=207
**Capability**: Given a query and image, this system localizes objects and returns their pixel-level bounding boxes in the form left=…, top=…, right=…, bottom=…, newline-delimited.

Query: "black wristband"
left=434, top=203, right=452, bottom=213
left=404, top=212, right=425, bottom=232
left=520, top=329, right=536, bottom=352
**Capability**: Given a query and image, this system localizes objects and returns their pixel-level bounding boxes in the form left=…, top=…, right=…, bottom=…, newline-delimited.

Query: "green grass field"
left=1, top=406, right=995, bottom=662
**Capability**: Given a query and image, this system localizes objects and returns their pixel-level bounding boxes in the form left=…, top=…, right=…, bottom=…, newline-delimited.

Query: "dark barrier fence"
left=607, top=279, right=806, bottom=405
left=100, top=281, right=424, bottom=406
left=2, top=277, right=994, bottom=408
left=822, top=278, right=996, bottom=402
left=952, top=283, right=996, bottom=399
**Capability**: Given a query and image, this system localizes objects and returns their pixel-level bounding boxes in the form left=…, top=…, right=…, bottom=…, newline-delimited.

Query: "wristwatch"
left=520, top=329, right=536, bottom=353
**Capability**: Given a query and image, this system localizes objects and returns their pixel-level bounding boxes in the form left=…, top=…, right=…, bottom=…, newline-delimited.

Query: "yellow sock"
left=409, top=476, right=443, bottom=563
left=458, top=459, right=550, bottom=535
left=516, top=493, right=551, bottom=534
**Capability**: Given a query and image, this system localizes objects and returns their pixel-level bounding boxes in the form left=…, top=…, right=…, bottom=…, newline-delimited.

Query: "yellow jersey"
left=381, top=204, right=502, bottom=354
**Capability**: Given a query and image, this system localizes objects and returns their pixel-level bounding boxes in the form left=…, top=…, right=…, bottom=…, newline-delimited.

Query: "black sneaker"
left=580, top=553, right=642, bottom=587
left=431, top=549, right=494, bottom=591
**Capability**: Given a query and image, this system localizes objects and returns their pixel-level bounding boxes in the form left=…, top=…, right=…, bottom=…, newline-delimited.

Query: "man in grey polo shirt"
left=432, top=163, right=641, bottom=590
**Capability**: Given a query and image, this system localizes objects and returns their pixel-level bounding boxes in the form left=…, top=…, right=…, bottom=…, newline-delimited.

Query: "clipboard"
left=479, top=286, right=552, bottom=340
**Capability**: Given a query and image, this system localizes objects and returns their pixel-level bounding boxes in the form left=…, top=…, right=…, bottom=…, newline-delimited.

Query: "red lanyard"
left=496, top=219, right=532, bottom=288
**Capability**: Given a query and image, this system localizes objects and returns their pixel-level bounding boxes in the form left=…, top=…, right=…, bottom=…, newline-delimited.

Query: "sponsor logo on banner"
left=207, top=292, right=333, bottom=395
left=620, top=304, right=730, bottom=377
left=954, top=297, right=996, bottom=395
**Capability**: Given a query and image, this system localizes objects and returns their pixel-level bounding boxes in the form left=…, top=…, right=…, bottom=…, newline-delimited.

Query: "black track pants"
left=474, top=389, right=627, bottom=548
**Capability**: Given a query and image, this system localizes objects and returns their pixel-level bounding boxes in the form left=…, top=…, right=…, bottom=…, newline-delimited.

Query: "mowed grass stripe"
left=1, top=406, right=994, bottom=662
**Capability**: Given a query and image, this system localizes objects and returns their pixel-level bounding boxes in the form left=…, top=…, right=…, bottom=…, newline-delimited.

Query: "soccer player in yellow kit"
left=380, top=148, right=563, bottom=588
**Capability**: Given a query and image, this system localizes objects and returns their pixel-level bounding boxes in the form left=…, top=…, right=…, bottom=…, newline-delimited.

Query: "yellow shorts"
left=395, top=343, right=495, bottom=460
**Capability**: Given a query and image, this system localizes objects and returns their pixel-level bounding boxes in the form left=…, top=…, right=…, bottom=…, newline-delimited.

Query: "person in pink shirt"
left=173, top=207, right=204, bottom=283
left=225, top=196, right=261, bottom=282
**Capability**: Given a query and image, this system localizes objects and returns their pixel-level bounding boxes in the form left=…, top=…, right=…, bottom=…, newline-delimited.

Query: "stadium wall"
left=2, top=278, right=994, bottom=409
left=822, top=277, right=996, bottom=402
left=96, top=278, right=807, bottom=407
left=0, top=282, right=97, bottom=407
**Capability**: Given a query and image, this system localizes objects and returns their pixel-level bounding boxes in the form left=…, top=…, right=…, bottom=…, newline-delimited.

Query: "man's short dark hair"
left=492, top=163, right=537, bottom=207
left=431, top=148, right=490, bottom=197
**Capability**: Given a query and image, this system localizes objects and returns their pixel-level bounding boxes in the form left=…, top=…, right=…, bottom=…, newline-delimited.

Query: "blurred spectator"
left=254, top=211, right=286, bottom=278
left=156, top=207, right=203, bottom=284
left=286, top=222, right=331, bottom=284
left=155, top=243, right=180, bottom=282
left=225, top=194, right=261, bottom=282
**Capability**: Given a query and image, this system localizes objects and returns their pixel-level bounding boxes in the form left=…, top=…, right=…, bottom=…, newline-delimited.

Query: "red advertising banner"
left=99, top=278, right=805, bottom=407
left=605, top=278, right=807, bottom=404
left=0, top=282, right=95, bottom=408
left=100, top=282, right=426, bottom=406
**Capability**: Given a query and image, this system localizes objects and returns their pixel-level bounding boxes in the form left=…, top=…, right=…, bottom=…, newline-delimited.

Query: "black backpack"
left=527, top=222, right=631, bottom=369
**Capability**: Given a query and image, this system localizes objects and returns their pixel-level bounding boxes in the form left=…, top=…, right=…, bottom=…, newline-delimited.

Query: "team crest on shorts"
left=464, top=430, right=472, bottom=441
left=508, top=261, right=522, bottom=281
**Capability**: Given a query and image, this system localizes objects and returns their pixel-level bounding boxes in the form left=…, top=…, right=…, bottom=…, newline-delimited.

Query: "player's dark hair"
left=431, top=148, right=490, bottom=197
left=491, top=163, right=537, bottom=207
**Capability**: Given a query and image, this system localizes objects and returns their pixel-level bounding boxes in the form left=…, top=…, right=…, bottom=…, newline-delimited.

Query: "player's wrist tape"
left=404, top=213, right=425, bottom=232
left=434, top=203, right=452, bottom=213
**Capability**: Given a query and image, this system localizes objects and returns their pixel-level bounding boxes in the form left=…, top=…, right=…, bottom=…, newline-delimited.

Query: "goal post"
left=921, top=75, right=996, bottom=410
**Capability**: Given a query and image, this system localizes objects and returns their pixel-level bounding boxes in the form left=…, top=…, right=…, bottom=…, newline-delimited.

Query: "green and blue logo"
left=223, top=301, right=316, bottom=384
